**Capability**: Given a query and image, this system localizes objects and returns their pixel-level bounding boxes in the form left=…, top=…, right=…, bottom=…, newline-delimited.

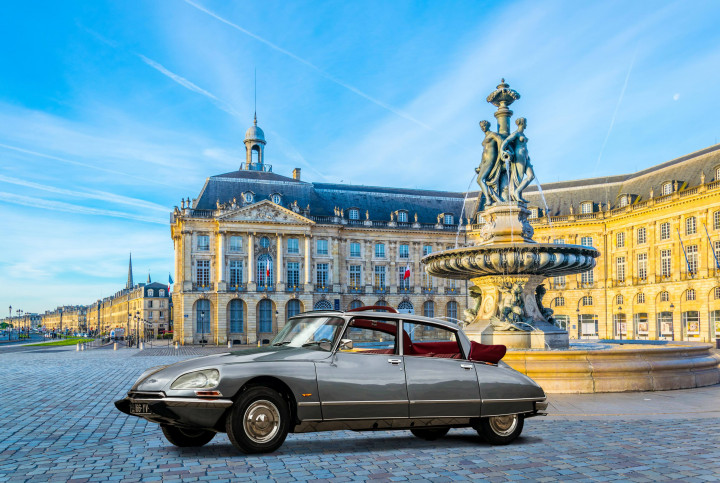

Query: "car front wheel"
left=476, top=414, right=523, bottom=445
left=410, top=427, right=450, bottom=440
left=161, top=424, right=216, bottom=447
left=226, top=386, right=290, bottom=454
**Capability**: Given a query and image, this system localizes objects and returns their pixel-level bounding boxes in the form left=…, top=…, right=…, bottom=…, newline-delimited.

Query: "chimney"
left=292, top=168, right=301, bottom=181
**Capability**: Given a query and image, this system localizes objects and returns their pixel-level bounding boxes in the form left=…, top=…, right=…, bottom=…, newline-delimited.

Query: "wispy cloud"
left=183, top=0, right=431, bottom=130
left=0, top=192, right=167, bottom=225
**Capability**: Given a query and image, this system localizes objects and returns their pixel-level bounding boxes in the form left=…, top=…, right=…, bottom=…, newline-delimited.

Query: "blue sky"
left=2, top=0, right=720, bottom=314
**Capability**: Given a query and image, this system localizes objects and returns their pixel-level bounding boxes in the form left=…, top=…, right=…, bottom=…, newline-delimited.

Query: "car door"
left=402, top=320, right=481, bottom=418
left=315, top=317, right=409, bottom=420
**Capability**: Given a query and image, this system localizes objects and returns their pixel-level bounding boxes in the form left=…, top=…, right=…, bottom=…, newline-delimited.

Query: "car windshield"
left=270, top=316, right=345, bottom=351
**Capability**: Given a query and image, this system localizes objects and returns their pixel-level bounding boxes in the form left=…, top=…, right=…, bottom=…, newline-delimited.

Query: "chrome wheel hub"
left=243, top=400, right=280, bottom=443
left=488, top=415, right=518, bottom=436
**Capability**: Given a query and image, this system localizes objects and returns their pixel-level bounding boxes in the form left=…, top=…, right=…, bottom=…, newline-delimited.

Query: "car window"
left=271, top=316, right=345, bottom=351
left=403, top=321, right=463, bottom=359
left=339, top=318, right=398, bottom=355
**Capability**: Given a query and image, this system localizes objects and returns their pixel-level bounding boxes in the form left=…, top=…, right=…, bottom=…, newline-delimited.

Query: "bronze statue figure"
left=476, top=120, right=505, bottom=207
left=500, top=117, right=535, bottom=203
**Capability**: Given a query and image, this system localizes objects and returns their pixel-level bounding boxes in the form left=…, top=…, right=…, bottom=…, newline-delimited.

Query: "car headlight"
left=170, top=369, right=220, bottom=390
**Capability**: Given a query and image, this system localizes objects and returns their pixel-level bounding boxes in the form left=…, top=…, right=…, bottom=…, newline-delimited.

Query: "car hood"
left=131, top=346, right=330, bottom=392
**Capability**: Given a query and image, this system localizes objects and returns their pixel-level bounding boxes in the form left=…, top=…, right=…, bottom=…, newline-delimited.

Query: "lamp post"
left=200, top=310, right=206, bottom=348
left=669, top=303, right=675, bottom=341
left=617, top=305, right=623, bottom=341
left=135, top=310, right=140, bottom=348
left=17, top=310, right=23, bottom=340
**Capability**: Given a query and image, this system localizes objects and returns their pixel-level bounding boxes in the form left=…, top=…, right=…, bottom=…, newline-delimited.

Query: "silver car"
left=115, top=307, right=547, bottom=454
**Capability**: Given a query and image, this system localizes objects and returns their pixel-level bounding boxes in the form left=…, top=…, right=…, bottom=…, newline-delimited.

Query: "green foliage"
left=25, top=337, right=94, bottom=347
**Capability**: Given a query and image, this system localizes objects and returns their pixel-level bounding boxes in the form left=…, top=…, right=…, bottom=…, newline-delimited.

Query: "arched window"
left=244, top=192, right=254, bottom=203
left=258, top=299, right=273, bottom=333
left=287, top=299, right=302, bottom=319
left=374, top=300, right=389, bottom=312
left=582, top=296, right=593, bottom=306
left=349, top=300, right=363, bottom=310
left=349, top=208, right=359, bottom=220
left=196, top=299, right=210, bottom=334
left=443, top=214, right=454, bottom=225
left=446, top=301, right=457, bottom=320
left=314, top=299, right=332, bottom=310
left=159, top=290, right=165, bottom=297
left=398, top=301, right=414, bottom=314
left=660, top=291, right=670, bottom=302
left=618, top=196, right=628, bottom=208
left=148, top=289, right=154, bottom=297
left=554, top=297, right=565, bottom=307
left=423, top=300, right=435, bottom=318
left=616, top=294, right=624, bottom=305
left=397, top=211, right=408, bottom=223
left=257, top=254, right=273, bottom=286
left=686, top=289, right=696, bottom=301
left=229, top=299, right=243, bottom=333
left=637, top=293, right=645, bottom=304
left=661, top=182, right=672, bottom=196
left=260, top=236, right=271, bottom=248
left=272, top=194, right=281, bottom=204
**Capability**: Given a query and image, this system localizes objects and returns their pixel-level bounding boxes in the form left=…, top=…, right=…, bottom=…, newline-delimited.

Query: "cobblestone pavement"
left=1, top=347, right=719, bottom=482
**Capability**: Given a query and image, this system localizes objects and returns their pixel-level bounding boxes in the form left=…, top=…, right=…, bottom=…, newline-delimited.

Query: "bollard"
left=139, top=342, right=144, bottom=350
left=76, top=342, right=80, bottom=351
left=257, top=340, right=261, bottom=347
left=113, top=342, right=118, bottom=350
left=228, top=340, right=233, bottom=348
left=81, top=343, right=85, bottom=351
left=174, top=341, right=179, bottom=350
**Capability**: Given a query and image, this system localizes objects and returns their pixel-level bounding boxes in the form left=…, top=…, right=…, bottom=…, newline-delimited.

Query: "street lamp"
left=135, top=310, right=140, bottom=348
left=617, top=305, right=623, bottom=341
left=200, top=310, right=206, bottom=348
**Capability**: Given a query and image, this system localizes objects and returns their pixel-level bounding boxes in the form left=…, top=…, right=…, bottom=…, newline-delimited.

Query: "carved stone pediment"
left=217, top=200, right=314, bottom=225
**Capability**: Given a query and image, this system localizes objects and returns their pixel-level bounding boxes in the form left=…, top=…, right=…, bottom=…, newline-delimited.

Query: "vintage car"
left=115, top=307, right=547, bottom=454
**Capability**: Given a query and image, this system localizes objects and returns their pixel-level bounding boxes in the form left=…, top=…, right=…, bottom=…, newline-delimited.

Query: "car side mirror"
left=339, top=339, right=353, bottom=350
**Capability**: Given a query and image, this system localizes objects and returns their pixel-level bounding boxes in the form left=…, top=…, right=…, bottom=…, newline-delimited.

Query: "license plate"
left=130, top=402, right=151, bottom=415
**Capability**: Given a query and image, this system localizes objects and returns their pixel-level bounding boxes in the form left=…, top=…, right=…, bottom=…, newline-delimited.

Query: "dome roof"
left=245, top=119, right=265, bottom=142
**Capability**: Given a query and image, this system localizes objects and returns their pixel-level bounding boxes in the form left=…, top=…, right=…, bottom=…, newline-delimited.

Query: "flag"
left=403, top=264, right=411, bottom=280
left=266, top=261, right=270, bottom=278
left=168, top=273, right=174, bottom=284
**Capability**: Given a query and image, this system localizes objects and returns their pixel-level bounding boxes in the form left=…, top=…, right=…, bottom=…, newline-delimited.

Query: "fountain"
left=422, top=80, right=720, bottom=392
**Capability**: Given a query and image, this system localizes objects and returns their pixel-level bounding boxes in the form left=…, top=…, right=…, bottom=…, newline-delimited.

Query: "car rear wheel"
left=476, top=414, right=523, bottom=445
left=161, top=424, right=216, bottom=447
left=226, top=386, right=290, bottom=454
left=410, top=427, right=449, bottom=441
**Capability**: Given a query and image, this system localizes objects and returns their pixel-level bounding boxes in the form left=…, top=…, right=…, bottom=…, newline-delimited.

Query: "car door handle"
left=388, top=358, right=402, bottom=365
left=460, top=364, right=473, bottom=370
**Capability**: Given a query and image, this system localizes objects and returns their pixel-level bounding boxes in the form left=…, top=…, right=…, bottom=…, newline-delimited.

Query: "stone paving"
left=1, top=346, right=719, bottom=482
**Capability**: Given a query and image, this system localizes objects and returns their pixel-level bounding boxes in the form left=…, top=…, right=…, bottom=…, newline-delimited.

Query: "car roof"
left=289, top=310, right=462, bottom=331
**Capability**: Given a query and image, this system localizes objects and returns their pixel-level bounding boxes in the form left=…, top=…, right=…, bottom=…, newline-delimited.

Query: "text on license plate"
left=130, top=403, right=151, bottom=415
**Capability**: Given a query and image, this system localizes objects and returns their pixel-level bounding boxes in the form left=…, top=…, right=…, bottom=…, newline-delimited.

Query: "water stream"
left=454, top=173, right=479, bottom=249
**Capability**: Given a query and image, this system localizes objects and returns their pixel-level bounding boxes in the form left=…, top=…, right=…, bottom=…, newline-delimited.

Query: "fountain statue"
left=423, top=80, right=600, bottom=349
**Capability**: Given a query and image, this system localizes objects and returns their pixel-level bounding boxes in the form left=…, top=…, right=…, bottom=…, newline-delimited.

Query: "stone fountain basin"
left=503, top=341, right=720, bottom=393
left=422, top=243, right=600, bottom=279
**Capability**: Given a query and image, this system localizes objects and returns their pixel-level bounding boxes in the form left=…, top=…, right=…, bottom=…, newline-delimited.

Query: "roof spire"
left=126, top=253, right=134, bottom=289
left=147, top=270, right=151, bottom=284
left=254, top=67, right=257, bottom=125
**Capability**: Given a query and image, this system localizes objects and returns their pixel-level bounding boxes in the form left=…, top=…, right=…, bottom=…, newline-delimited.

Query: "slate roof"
left=194, top=144, right=720, bottom=223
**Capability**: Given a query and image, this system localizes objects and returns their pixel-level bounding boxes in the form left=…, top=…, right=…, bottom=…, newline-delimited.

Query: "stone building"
left=41, top=305, right=86, bottom=333
left=514, top=144, right=720, bottom=342
left=171, top=118, right=468, bottom=345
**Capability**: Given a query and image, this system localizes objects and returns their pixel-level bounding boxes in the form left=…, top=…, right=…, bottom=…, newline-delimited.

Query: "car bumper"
left=115, top=393, right=233, bottom=429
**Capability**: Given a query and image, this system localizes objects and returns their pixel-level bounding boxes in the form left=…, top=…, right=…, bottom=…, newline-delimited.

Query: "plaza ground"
left=1, top=344, right=719, bottom=482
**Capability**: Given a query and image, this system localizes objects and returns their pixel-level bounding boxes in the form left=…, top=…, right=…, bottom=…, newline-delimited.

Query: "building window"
left=272, top=194, right=281, bottom=204
left=399, top=244, right=409, bottom=259
left=398, top=211, right=408, bottom=223
left=443, top=214, right=454, bottom=225
left=661, top=249, right=672, bottom=277
left=257, top=254, right=273, bottom=286
left=196, top=299, right=210, bottom=334
left=686, top=217, right=697, bottom=235
left=658, top=311, right=673, bottom=336
left=715, top=241, right=720, bottom=266
left=637, top=253, right=648, bottom=280
left=244, top=192, right=254, bottom=203
left=553, top=275, right=565, bottom=288
left=683, top=311, right=700, bottom=335
left=714, top=211, right=720, bottom=230
left=660, top=291, right=670, bottom=302
left=616, top=294, right=624, bottom=305
left=287, top=238, right=299, bottom=254
left=660, top=222, right=671, bottom=240
left=375, top=243, right=386, bottom=258
left=258, top=299, right=272, bottom=333
left=423, top=245, right=432, bottom=256
left=616, top=232, right=625, bottom=248
left=229, top=300, right=243, bottom=333
left=580, top=236, right=593, bottom=247
left=196, top=260, right=210, bottom=287
left=579, top=314, right=598, bottom=338
left=423, top=301, right=435, bottom=318
left=637, top=293, right=645, bottom=304
left=686, top=289, right=696, bottom=301
left=287, top=299, right=302, bottom=319
left=398, top=301, right=414, bottom=314
left=148, top=300, right=154, bottom=308
left=715, top=287, right=720, bottom=300
left=422, top=272, right=434, bottom=290
left=529, top=208, right=538, bottom=219
left=581, top=202, right=593, bottom=214
left=554, top=296, right=565, bottom=307
left=314, top=300, right=332, bottom=311
left=616, top=257, right=626, bottom=283
left=159, top=290, right=165, bottom=297
left=661, top=182, right=672, bottom=196
left=260, top=236, right=270, bottom=249
left=316, top=239, right=328, bottom=255
left=713, top=310, right=720, bottom=337
left=316, top=263, right=329, bottom=287
left=286, top=262, right=300, bottom=288
left=350, top=242, right=361, bottom=257
left=228, top=260, right=242, bottom=286
left=446, top=301, right=457, bottom=320
left=148, top=289, right=154, bottom=297
left=398, top=269, right=410, bottom=289
left=614, top=313, right=627, bottom=337
left=349, top=208, right=359, bottom=220
left=581, top=270, right=593, bottom=285
left=637, top=227, right=646, bottom=245
left=374, top=266, right=386, bottom=289
left=197, top=235, right=210, bottom=251
left=349, top=265, right=361, bottom=288
left=582, top=296, right=593, bottom=306
left=618, top=196, right=628, bottom=208
left=686, top=245, right=698, bottom=274
left=716, top=166, right=720, bottom=181
left=230, top=236, right=242, bottom=251
left=553, top=238, right=565, bottom=244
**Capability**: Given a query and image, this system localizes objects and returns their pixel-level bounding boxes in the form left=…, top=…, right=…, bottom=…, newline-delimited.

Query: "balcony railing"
left=421, top=287, right=436, bottom=294
left=632, top=277, right=648, bottom=285
left=192, top=283, right=211, bottom=292
left=654, top=274, right=673, bottom=283
left=257, top=284, right=275, bottom=292
left=445, top=287, right=461, bottom=295
left=374, top=286, right=388, bottom=294
left=578, top=281, right=595, bottom=289
left=549, top=282, right=566, bottom=290
left=347, top=285, right=365, bottom=294
left=285, top=285, right=303, bottom=292
left=680, top=271, right=697, bottom=281
left=315, top=284, right=331, bottom=293
left=228, top=284, right=247, bottom=292
left=397, top=286, right=414, bottom=294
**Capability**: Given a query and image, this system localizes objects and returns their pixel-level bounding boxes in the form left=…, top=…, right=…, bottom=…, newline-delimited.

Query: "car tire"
left=161, top=424, right=216, bottom=447
left=475, top=414, right=523, bottom=445
left=226, top=386, right=290, bottom=454
left=410, top=427, right=449, bottom=441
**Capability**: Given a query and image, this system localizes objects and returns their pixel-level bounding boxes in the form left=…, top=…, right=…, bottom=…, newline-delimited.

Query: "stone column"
left=332, top=237, right=341, bottom=292
left=276, top=234, right=284, bottom=290
left=182, top=231, right=192, bottom=292
left=248, top=234, right=255, bottom=289
left=217, top=231, right=226, bottom=291
left=174, top=234, right=182, bottom=286
left=304, top=236, right=312, bottom=290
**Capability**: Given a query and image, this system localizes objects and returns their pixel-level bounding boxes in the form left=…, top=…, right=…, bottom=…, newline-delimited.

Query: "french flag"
left=403, top=264, right=411, bottom=280
left=266, top=261, right=270, bottom=279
